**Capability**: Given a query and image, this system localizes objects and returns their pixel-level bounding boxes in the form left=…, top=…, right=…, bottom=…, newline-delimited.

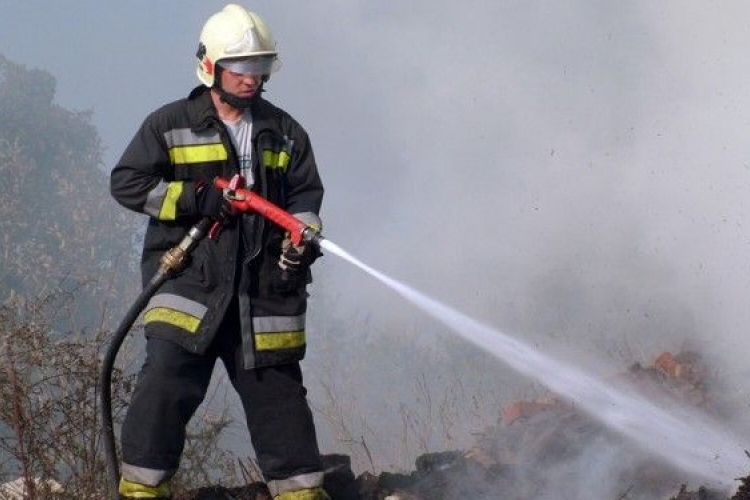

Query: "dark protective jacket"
left=110, top=86, right=324, bottom=368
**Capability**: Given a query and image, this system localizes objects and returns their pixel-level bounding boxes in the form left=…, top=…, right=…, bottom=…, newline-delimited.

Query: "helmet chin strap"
left=216, top=87, right=258, bottom=109
left=214, top=66, right=266, bottom=109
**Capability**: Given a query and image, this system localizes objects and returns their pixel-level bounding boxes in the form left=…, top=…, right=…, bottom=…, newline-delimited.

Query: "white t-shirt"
left=222, top=110, right=254, bottom=186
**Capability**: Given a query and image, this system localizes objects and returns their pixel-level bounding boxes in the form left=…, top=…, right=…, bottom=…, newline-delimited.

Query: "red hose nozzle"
left=214, top=177, right=322, bottom=247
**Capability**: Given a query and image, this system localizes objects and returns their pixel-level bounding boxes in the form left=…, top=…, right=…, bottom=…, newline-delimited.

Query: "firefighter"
left=110, top=4, right=328, bottom=499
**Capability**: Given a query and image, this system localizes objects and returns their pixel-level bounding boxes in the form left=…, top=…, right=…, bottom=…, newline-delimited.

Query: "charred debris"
left=176, top=351, right=750, bottom=500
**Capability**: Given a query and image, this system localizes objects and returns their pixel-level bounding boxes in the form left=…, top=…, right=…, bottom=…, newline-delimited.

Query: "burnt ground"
left=175, top=351, right=750, bottom=500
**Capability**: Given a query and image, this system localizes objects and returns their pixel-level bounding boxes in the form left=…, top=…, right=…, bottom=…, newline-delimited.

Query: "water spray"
left=319, top=239, right=750, bottom=491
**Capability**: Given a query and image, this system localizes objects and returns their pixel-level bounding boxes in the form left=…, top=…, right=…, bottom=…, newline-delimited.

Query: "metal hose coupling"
left=300, top=225, right=325, bottom=248
left=158, top=220, right=211, bottom=275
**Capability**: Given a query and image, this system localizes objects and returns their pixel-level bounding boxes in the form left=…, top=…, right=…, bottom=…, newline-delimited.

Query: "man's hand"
left=196, top=183, right=233, bottom=221
left=279, top=238, right=312, bottom=272
left=273, top=236, right=316, bottom=292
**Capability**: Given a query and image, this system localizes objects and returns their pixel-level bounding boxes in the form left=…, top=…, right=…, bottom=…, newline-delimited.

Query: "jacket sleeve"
left=283, top=122, right=324, bottom=229
left=110, top=112, right=198, bottom=220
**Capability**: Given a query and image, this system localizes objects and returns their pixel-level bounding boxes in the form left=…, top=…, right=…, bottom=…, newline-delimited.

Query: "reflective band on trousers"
left=120, top=462, right=175, bottom=487
left=143, top=293, right=207, bottom=333
left=267, top=472, right=326, bottom=497
left=252, top=315, right=306, bottom=350
left=119, top=477, right=172, bottom=498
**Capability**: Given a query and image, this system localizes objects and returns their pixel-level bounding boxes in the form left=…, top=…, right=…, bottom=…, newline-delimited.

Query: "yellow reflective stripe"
left=278, top=150, right=291, bottom=169
left=169, top=143, right=228, bottom=164
left=158, top=181, right=183, bottom=221
left=262, top=150, right=277, bottom=168
left=144, top=307, right=201, bottom=333
left=255, top=330, right=306, bottom=351
left=119, top=478, right=172, bottom=498
left=262, top=149, right=291, bottom=171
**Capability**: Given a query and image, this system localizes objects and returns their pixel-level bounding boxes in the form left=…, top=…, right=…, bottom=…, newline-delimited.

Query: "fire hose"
left=99, top=177, right=324, bottom=495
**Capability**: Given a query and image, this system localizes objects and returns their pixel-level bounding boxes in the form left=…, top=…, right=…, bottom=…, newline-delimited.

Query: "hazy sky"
left=4, top=0, right=750, bottom=482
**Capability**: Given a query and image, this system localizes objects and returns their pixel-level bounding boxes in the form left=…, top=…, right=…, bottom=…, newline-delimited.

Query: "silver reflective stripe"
left=120, top=462, right=175, bottom=487
left=252, top=314, right=305, bottom=333
left=267, top=471, right=325, bottom=496
left=163, top=128, right=222, bottom=148
left=293, top=211, right=322, bottom=231
left=146, top=293, right=208, bottom=319
left=143, top=181, right=170, bottom=218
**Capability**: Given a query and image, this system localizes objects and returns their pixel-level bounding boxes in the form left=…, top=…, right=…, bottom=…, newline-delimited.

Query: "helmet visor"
left=218, top=56, right=279, bottom=76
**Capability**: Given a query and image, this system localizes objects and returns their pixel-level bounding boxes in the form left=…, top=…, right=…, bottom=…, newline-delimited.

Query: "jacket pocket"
left=176, top=251, right=217, bottom=293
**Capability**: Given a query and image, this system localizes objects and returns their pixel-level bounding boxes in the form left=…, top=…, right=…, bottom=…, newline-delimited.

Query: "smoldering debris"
left=733, top=473, right=750, bottom=500
left=176, top=350, right=749, bottom=500
left=175, top=482, right=272, bottom=500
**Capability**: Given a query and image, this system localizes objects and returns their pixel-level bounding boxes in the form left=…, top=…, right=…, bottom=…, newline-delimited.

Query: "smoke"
left=292, top=0, right=750, bottom=483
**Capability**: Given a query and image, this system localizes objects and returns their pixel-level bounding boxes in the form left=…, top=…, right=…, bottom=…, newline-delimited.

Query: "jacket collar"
left=186, top=85, right=278, bottom=138
left=186, top=86, right=218, bottom=132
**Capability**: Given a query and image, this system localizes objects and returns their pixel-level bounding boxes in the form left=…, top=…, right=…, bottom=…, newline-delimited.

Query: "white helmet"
left=196, top=4, right=281, bottom=88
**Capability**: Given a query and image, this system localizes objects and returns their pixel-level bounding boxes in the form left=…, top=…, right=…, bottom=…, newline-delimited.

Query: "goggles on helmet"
left=218, top=56, right=279, bottom=76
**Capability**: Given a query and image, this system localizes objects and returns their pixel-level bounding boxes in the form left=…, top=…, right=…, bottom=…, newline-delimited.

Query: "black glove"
left=279, top=238, right=313, bottom=272
left=196, top=183, right=233, bottom=221
left=272, top=237, right=315, bottom=292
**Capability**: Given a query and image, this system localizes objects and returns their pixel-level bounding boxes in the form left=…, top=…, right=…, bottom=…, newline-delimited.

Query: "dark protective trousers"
left=120, top=298, right=323, bottom=483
